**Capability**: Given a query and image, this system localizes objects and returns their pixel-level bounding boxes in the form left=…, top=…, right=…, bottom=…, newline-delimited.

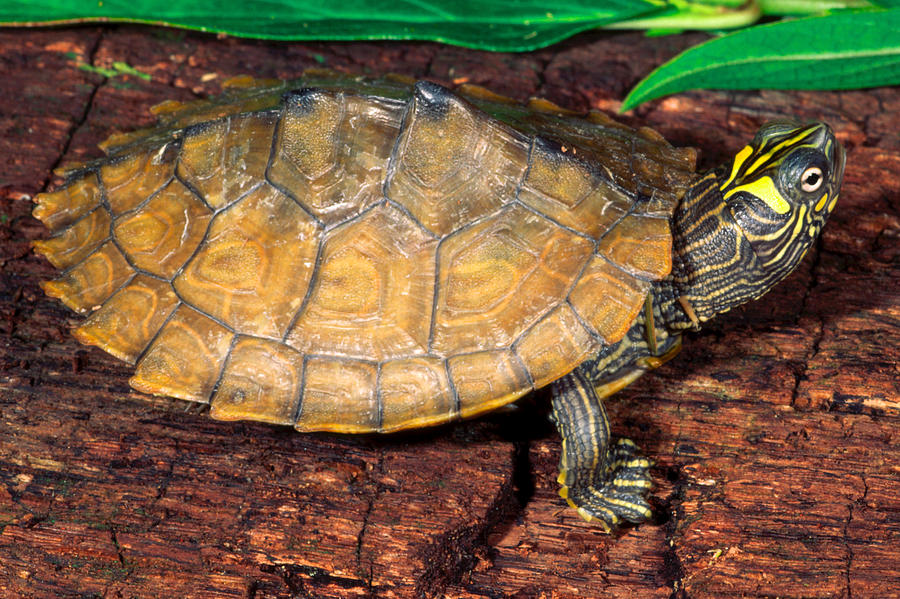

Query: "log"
left=0, top=26, right=898, bottom=598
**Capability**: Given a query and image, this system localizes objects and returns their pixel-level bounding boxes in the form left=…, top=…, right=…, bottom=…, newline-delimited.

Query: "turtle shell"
left=32, top=70, right=698, bottom=433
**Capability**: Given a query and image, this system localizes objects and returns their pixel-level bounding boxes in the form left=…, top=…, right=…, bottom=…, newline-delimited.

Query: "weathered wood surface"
left=1, top=26, right=898, bottom=599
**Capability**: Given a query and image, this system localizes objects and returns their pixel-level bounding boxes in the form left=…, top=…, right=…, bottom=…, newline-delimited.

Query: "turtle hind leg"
left=551, top=371, right=653, bottom=531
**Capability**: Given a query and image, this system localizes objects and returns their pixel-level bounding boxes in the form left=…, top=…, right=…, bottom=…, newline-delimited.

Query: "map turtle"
left=33, top=71, right=844, bottom=530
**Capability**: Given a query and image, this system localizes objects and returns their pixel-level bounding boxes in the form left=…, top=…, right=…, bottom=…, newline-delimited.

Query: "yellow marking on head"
left=723, top=175, right=790, bottom=215
left=743, top=126, right=817, bottom=178
left=814, top=193, right=829, bottom=212
left=720, top=145, right=753, bottom=191
left=827, top=194, right=838, bottom=212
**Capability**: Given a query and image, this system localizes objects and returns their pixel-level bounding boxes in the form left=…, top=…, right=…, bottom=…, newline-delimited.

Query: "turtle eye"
left=800, top=166, right=824, bottom=193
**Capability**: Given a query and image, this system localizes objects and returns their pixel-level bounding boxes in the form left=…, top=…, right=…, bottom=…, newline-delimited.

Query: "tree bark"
left=1, top=26, right=898, bottom=599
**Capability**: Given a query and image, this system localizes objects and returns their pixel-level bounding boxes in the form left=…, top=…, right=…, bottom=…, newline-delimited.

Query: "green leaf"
left=0, top=0, right=659, bottom=51
left=621, top=9, right=900, bottom=111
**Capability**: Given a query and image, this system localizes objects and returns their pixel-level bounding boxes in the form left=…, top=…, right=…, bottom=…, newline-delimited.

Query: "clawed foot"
left=558, top=438, right=653, bottom=532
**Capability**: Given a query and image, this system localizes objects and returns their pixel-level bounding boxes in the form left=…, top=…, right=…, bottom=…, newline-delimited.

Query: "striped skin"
left=551, top=371, right=652, bottom=531
left=549, top=287, right=680, bottom=530
left=663, top=121, right=844, bottom=328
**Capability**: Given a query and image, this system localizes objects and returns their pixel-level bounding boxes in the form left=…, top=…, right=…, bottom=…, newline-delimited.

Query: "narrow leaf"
left=0, top=0, right=659, bottom=51
left=621, top=9, right=900, bottom=111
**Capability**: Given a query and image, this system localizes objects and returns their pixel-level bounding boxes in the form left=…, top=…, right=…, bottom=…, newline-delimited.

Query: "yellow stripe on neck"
left=764, top=204, right=807, bottom=267
left=722, top=175, right=790, bottom=214
left=720, top=145, right=753, bottom=191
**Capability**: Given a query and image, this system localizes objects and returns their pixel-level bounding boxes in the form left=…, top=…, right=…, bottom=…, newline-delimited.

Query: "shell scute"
left=41, top=241, right=135, bottom=315
left=596, top=212, right=672, bottom=281
left=385, top=81, right=530, bottom=237
left=268, top=89, right=403, bottom=226
left=210, top=336, right=303, bottom=425
left=101, top=144, right=179, bottom=215
left=379, top=357, right=456, bottom=432
left=514, top=303, right=600, bottom=389
left=33, top=207, right=110, bottom=270
left=113, top=179, right=212, bottom=278
left=177, top=111, right=278, bottom=210
left=295, top=356, right=378, bottom=433
left=174, top=183, right=321, bottom=339
left=72, top=274, right=178, bottom=364
left=285, top=203, right=437, bottom=361
left=32, top=173, right=101, bottom=232
left=569, top=257, right=650, bottom=345
left=448, top=349, right=532, bottom=419
left=518, top=139, right=632, bottom=239
left=131, top=304, right=234, bottom=403
left=432, top=204, right=593, bottom=356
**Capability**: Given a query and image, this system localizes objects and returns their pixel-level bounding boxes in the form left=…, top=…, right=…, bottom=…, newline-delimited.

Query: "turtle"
left=32, top=70, right=845, bottom=531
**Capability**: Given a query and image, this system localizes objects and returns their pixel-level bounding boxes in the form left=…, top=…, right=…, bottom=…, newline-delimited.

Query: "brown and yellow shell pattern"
left=32, top=71, right=697, bottom=433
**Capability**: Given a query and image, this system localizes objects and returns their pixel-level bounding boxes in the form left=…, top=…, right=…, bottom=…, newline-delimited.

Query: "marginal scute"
left=380, top=357, right=456, bottom=432
left=101, top=144, right=178, bottom=214
left=268, top=89, right=403, bottom=225
left=286, top=203, right=437, bottom=360
left=32, top=173, right=101, bottom=232
left=448, top=350, right=532, bottom=418
left=41, top=241, right=135, bottom=315
left=174, top=183, right=321, bottom=339
left=518, top=140, right=632, bottom=239
left=596, top=212, right=672, bottom=280
left=210, top=336, right=302, bottom=425
left=569, top=256, right=650, bottom=345
left=131, top=305, right=234, bottom=403
left=386, top=81, right=529, bottom=236
left=113, top=179, right=212, bottom=278
left=72, top=275, right=178, bottom=364
left=32, top=208, right=110, bottom=270
left=515, top=304, right=600, bottom=389
left=177, top=112, right=278, bottom=209
left=456, top=83, right=518, bottom=105
left=527, top=97, right=578, bottom=116
left=432, top=204, right=593, bottom=356
left=296, top=357, right=378, bottom=433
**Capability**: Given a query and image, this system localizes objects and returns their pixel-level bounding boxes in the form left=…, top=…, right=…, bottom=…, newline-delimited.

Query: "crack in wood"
left=355, top=449, right=382, bottom=593
left=41, top=30, right=106, bottom=194
left=843, top=475, right=869, bottom=599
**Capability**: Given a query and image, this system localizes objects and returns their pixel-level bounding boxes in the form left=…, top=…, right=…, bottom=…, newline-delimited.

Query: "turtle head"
left=669, top=121, right=844, bottom=328
left=718, top=120, right=844, bottom=276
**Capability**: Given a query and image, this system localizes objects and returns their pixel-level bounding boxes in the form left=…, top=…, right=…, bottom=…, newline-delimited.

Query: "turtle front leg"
left=550, top=371, right=653, bottom=531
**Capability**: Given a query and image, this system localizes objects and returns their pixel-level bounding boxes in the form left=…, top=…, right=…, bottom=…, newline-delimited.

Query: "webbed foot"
left=551, top=372, right=654, bottom=532
left=558, top=438, right=652, bottom=530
